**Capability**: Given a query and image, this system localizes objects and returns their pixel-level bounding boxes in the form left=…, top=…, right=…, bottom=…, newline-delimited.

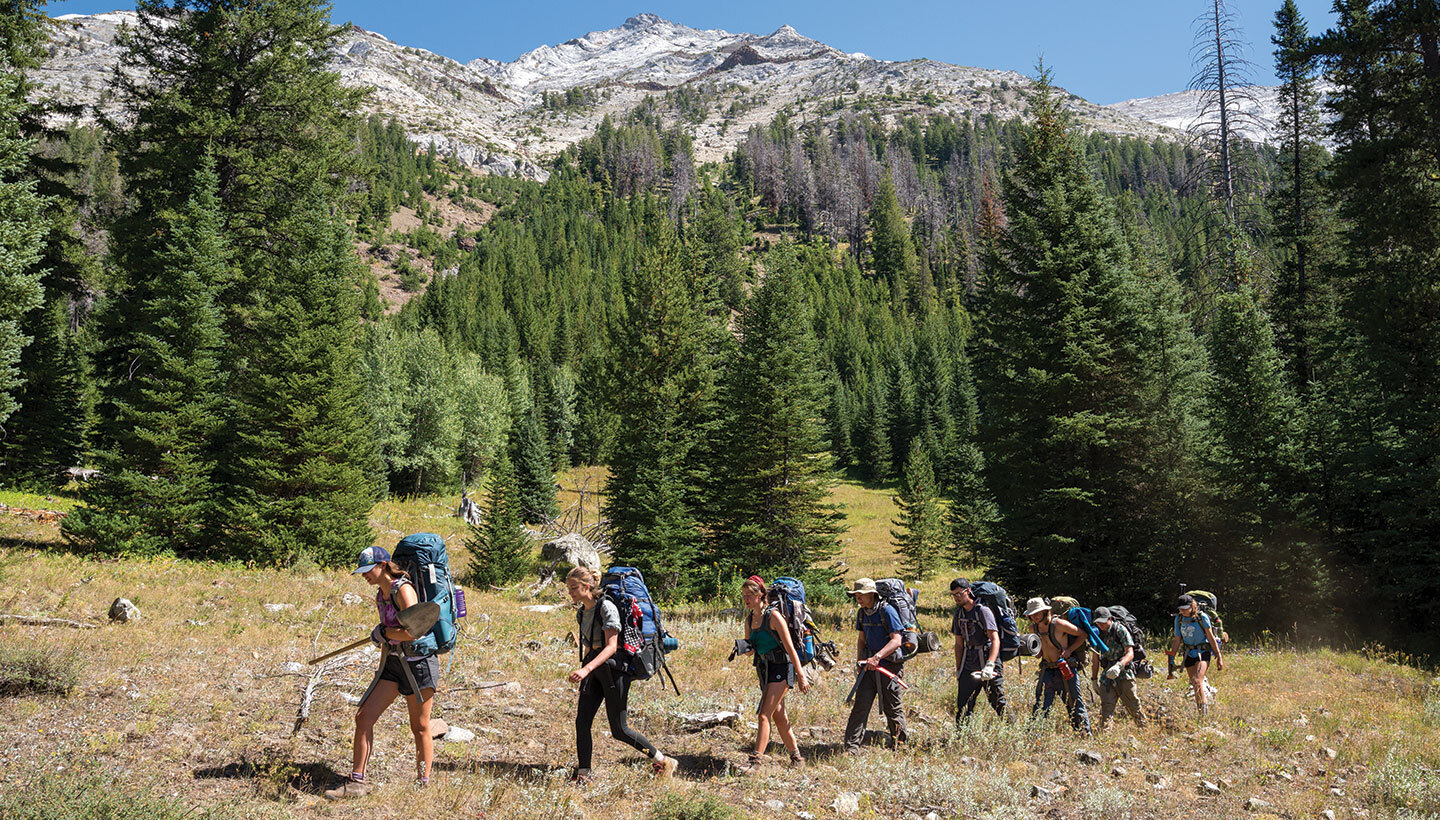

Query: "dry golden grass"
left=1, top=476, right=1437, bottom=818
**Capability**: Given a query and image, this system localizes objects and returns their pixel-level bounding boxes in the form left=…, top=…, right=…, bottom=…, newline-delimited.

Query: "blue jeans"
left=1033, top=666, right=1090, bottom=733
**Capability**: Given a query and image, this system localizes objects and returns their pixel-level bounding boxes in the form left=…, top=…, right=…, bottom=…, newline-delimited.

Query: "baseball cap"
left=353, top=545, right=391, bottom=574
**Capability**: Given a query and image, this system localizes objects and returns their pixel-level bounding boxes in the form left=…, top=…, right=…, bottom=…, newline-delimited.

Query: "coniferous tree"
left=221, top=198, right=375, bottom=566
left=709, top=247, right=845, bottom=578
left=0, top=293, right=84, bottom=484
left=1205, top=288, right=1314, bottom=628
left=0, top=69, right=45, bottom=428
left=63, top=163, right=229, bottom=557
left=892, top=440, right=946, bottom=580
left=605, top=223, right=716, bottom=595
left=510, top=402, right=558, bottom=523
left=975, top=69, right=1205, bottom=602
left=464, top=453, right=532, bottom=587
left=1270, top=0, right=1339, bottom=387
left=1312, top=1, right=1440, bottom=646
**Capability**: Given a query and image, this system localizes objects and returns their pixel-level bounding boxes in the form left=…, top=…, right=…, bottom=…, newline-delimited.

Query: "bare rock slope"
left=39, top=11, right=1178, bottom=180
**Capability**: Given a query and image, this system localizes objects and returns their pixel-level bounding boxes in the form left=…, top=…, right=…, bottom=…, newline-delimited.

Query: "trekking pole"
left=843, top=668, right=864, bottom=705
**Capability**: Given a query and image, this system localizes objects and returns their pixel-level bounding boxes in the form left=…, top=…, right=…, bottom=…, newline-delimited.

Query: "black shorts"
left=380, top=654, right=440, bottom=696
left=756, top=658, right=795, bottom=688
left=1182, top=647, right=1212, bottom=668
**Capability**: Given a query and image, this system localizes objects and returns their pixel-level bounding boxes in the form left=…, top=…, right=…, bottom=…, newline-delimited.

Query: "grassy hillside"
left=0, top=474, right=1437, bottom=819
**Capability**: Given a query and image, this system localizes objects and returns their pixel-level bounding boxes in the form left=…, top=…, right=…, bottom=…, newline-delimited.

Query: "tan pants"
left=1098, top=677, right=1145, bottom=729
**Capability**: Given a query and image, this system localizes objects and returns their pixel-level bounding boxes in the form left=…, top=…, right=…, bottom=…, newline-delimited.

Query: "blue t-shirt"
left=1174, top=612, right=1212, bottom=646
left=856, top=603, right=905, bottom=663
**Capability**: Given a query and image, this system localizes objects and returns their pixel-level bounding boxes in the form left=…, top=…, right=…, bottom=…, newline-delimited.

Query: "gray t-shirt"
left=580, top=598, right=621, bottom=654
left=951, top=603, right=998, bottom=671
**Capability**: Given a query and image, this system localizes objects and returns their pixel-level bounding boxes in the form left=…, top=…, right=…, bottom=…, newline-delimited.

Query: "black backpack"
left=970, top=581, right=1022, bottom=661
left=1105, top=604, right=1153, bottom=678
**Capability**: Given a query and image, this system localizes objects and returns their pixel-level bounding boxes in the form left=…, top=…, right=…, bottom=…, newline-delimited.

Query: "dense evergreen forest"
left=3, top=1, right=1439, bottom=654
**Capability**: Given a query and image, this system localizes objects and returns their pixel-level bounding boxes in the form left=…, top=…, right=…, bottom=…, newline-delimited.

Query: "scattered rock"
left=1111, top=766, right=1127, bottom=778
left=540, top=532, right=601, bottom=572
left=1319, top=811, right=1335, bottom=820
left=108, top=598, right=139, bottom=623
left=1146, top=772, right=1165, bottom=785
left=262, top=603, right=293, bottom=613
left=1275, top=771, right=1293, bottom=782
left=340, top=693, right=361, bottom=705
left=502, top=706, right=536, bottom=718
left=797, top=813, right=816, bottom=820
left=676, top=711, right=740, bottom=732
left=1328, top=787, right=1344, bottom=797
left=833, top=793, right=860, bottom=816
left=184, top=619, right=208, bottom=627
left=521, top=605, right=559, bottom=614
left=1198, top=781, right=1222, bottom=795
left=1323, top=747, right=1338, bottom=760
left=443, top=726, right=476, bottom=742
left=1077, top=749, right=1103, bottom=765
left=279, top=661, right=305, bottom=674
left=430, top=718, right=448, bottom=738
left=520, top=639, right=542, bottom=651
left=960, top=756, right=978, bottom=766
left=341, top=592, right=364, bottom=606
left=764, top=800, right=785, bottom=812
left=1031, top=784, right=1067, bottom=801
left=1245, top=797, right=1272, bottom=811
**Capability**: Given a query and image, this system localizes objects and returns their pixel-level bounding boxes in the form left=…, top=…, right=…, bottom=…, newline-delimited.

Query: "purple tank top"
left=376, top=578, right=421, bottom=658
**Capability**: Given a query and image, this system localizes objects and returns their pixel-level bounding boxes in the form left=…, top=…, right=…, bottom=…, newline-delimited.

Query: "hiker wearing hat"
left=1168, top=594, right=1224, bottom=718
left=1090, top=607, right=1146, bottom=730
left=1023, top=596, right=1090, bottom=734
left=950, top=578, right=1006, bottom=722
left=325, top=546, right=440, bottom=798
left=565, top=567, right=677, bottom=783
left=735, top=575, right=811, bottom=773
left=842, top=577, right=908, bottom=752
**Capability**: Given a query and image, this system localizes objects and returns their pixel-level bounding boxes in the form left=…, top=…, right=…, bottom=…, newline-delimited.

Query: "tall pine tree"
left=463, top=452, right=532, bottom=587
left=63, top=162, right=229, bottom=557
left=709, top=246, right=845, bottom=579
left=891, top=440, right=946, bottom=580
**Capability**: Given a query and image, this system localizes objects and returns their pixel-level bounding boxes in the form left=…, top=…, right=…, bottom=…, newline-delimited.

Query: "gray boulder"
left=541, top=532, right=600, bottom=572
left=108, top=598, right=139, bottom=623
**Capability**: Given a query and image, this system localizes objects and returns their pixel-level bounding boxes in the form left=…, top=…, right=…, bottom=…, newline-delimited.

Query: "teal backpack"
left=391, top=533, right=463, bottom=656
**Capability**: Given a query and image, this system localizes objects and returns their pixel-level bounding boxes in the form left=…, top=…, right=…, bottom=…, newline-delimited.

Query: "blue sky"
left=49, top=1, right=1337, bottom=105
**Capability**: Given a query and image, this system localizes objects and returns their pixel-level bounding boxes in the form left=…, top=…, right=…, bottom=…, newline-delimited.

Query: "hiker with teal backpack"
left=564, top=566, right=677, bottom=783
left=1168, top=594, right=1224, bottom=719
left=1089, top=607, right=1147, bottom=731
left=950, top=578, right=1007, bottom=722
left=842, top=577, right=909, bottom=753
left=734, top=575, right=811, bottom=773
left=326, top=544, right=448, bottom=798
left=1023, top=597, right=1091, bottom=735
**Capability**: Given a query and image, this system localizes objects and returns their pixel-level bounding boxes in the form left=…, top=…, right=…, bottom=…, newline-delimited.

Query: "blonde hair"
left=741, top=578, right=766, bottom=598
left=566, top=566, right=599, bottom=589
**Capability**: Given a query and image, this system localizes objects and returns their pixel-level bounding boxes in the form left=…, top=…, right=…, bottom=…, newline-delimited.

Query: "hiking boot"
left=737, top=753, right=768, bottom=775
left=653, top=755, right=677, bottom=779
left=789, top=751, right=806, bottom=768
left=413, top=777, right=429, bottom=790
left=570, top=768, right=592, bottom=786
left=323, top=779, right=370, bottom=800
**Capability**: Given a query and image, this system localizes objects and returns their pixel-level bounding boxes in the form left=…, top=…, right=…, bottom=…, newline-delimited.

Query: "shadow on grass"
left=194, top=759, right=344, bottom=794
left=434, top=759, right=567, bottom=780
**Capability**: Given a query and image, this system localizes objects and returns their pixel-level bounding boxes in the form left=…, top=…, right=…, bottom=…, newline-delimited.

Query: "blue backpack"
left=391, top=533, right=464, bottom=656
left=1048, top=595, right=1110, bottom=656
left=599, top=567, right=680, bottom=693
left=970, top=581, right=1022, bottom=661
left=767, top=576, right=816, bottom=665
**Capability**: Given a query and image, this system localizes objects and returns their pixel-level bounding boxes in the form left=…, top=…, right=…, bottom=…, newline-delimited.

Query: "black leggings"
left=576, top=666, right=656, bottom=769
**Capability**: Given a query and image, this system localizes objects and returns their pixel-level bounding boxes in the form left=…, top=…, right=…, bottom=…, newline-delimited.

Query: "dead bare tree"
left=1189, top=0, right=1267, bottom=291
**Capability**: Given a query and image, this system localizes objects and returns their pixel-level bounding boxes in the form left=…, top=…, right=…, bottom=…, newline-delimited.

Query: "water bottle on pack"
left=1057, top=657, right=1074, bottom=680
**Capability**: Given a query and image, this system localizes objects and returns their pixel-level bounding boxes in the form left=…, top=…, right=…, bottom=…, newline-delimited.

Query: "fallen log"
left=0, top=613, right=99, bottom=629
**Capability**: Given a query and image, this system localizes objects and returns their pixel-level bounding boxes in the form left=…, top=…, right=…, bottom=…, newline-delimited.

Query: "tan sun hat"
left=846, top=577, right=878, bottom=596
left=1023, top=596, right=1051, bottom=617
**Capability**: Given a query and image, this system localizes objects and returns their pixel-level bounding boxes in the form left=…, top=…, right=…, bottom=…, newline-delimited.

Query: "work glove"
left=1105, top=663, right=1124, bottom=680
left=370, top=624, right=386, bottom=647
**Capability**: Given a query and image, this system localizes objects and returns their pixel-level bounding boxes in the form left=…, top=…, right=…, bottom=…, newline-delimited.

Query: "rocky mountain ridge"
left=37, top=11, right=1227, bottom=180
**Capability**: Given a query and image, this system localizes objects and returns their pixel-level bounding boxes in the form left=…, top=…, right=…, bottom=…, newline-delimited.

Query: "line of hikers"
left=323, top=536, right=1227, bottom=797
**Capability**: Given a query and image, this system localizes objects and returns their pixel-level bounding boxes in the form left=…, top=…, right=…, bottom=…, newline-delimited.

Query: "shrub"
left=0, top=768, right=274, bottom=820
left=649, top=792, right=739, bottom=820
left=0, top=646, right=80, bottom=696
left=1371, top=750, right=1440, bottom=813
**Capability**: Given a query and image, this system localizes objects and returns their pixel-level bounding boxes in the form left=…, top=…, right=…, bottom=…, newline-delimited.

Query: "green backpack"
left=1189, top=590, right=1228, bottom=645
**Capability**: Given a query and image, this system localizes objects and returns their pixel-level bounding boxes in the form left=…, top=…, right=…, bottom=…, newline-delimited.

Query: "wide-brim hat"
left=846, top=577, right=878, bottom=596
left=1023, top=596, right=1051, bottom=617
